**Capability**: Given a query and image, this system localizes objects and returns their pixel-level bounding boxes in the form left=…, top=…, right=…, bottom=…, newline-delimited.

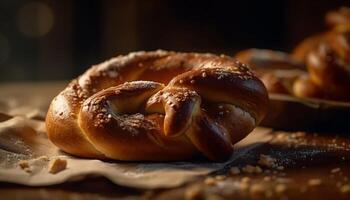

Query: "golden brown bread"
left=46, top=50, right=268, bottom=161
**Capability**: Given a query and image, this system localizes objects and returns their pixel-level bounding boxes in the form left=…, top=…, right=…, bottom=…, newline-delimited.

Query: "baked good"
left=46, top=50, right=268, bottom=161
left=294, top=25, right=350, bottom=100
left=234, top=49, right=306, bottom=95
left=235, top=7, right=350, bottom=101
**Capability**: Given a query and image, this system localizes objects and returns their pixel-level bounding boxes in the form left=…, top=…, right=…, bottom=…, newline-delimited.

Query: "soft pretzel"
left=235, top=7, right=350, bottom=101
left=294, top=26, right=350, bottom=100
left=235, top=49, right=307, bottom=95
left=46, top=50, right=268, bottom=161
left=293, top=7, right=350, bottom=63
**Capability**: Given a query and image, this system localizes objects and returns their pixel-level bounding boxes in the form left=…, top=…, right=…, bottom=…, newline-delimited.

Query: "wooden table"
left=1, top=82, right=350, bottom=200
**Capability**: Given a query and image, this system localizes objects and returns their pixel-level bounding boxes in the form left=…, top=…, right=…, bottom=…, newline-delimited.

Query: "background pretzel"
left=235, top=7, right=350, bottom=101
left=294, top=25, right=350, bottom=100
left=46, top=50, right=268, bottom=161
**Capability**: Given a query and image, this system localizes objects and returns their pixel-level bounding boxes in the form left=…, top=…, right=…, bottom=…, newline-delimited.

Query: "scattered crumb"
left=293, top=131, right=306, bottom=138
left=241, top=177, right=251, bottom=183
left=204, top=177, right=216, bottom=186
left=18, top=160, right=29, bottom=169
left=258, top=154, right=277, bottom=168
left=242, top=165, right=262, bottom=174
left=18, top=160, right=31, bottom=173
left=215, top=175, right=226, bottom=181
left=48, top=158, right=67, bottom=174
left=276, top=166, right=285, bottom=171
left=308, top=179, right=322, bottom=186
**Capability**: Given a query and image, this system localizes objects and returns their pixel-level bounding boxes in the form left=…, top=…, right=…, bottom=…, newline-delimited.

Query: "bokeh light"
left=17, top=2, right=54, bottom=38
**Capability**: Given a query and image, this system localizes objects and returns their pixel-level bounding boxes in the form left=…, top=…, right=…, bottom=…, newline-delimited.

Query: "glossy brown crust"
left=46, top=50, right=268, bottom=161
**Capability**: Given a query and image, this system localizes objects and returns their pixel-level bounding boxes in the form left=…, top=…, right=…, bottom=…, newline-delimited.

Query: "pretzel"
left=293, top=7, right=350, bottom=63
left=294, top=26, right=350, bottom=100
left=235, top=49, right=306, bottom=95
left=46, top=50, right=268, bottom=161
left=235, top=7, right=350, bottom=101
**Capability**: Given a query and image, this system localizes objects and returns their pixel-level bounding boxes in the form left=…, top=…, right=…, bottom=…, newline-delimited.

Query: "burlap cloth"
left=0, top=82, right=273, bottom=189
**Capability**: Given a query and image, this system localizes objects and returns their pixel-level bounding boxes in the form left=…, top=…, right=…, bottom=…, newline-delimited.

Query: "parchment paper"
left=0, top=82, right=273, bottom=189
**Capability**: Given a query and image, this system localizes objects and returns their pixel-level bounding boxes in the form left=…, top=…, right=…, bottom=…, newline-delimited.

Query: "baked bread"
left=46, top=50, right=268, bottom=161
left=294, top=25, right=350, bottom=100
left=236, top=7, right=350, bottom=101
left=235, top=49, right=306, bottom=95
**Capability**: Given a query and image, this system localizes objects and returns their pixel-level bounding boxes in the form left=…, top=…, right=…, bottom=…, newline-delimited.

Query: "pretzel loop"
left=46, top=50, right=268, bottom=161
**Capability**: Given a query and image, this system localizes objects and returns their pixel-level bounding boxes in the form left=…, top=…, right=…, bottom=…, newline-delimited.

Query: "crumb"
left=230, top=167, right=240, bottom=175
left=215, top=175, right=226, bottom=181
left=241, top=177, right=251, bottom=183
left=258, top=154, right=277, bottom=168
left=242, top=165, right=262, bottom=174
left=204, top=177, right=216, bottom=186
left=293, top=131, right=306, bottom=138
left=308, top=179, right=322, bottom=186
left=18, top=160, right=31, bottom=173
left=19, top=160, right=29, bottom=169
left=239, top=177, right=250, bottom=191
left=48, top=158, right=67, bottom=174
left=277, top=166, right=285, bottom=171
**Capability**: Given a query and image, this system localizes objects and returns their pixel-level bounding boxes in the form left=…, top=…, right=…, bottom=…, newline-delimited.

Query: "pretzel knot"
left=46, top=51, right=268, bottom=161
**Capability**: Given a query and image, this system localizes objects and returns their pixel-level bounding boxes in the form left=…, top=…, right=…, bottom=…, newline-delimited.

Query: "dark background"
left=0, top=0, right=349, bottom=82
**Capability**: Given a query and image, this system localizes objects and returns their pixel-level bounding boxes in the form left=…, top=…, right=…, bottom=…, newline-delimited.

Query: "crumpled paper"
left=0, top=82, right=273, bottom=189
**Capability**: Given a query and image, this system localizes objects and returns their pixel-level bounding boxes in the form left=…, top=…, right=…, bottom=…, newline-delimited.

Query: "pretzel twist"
left=46, top=50, right=268, bottom=161
left=293, top=25, right=350, bottom=100
left=235, top=7, right=350, bottom=101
